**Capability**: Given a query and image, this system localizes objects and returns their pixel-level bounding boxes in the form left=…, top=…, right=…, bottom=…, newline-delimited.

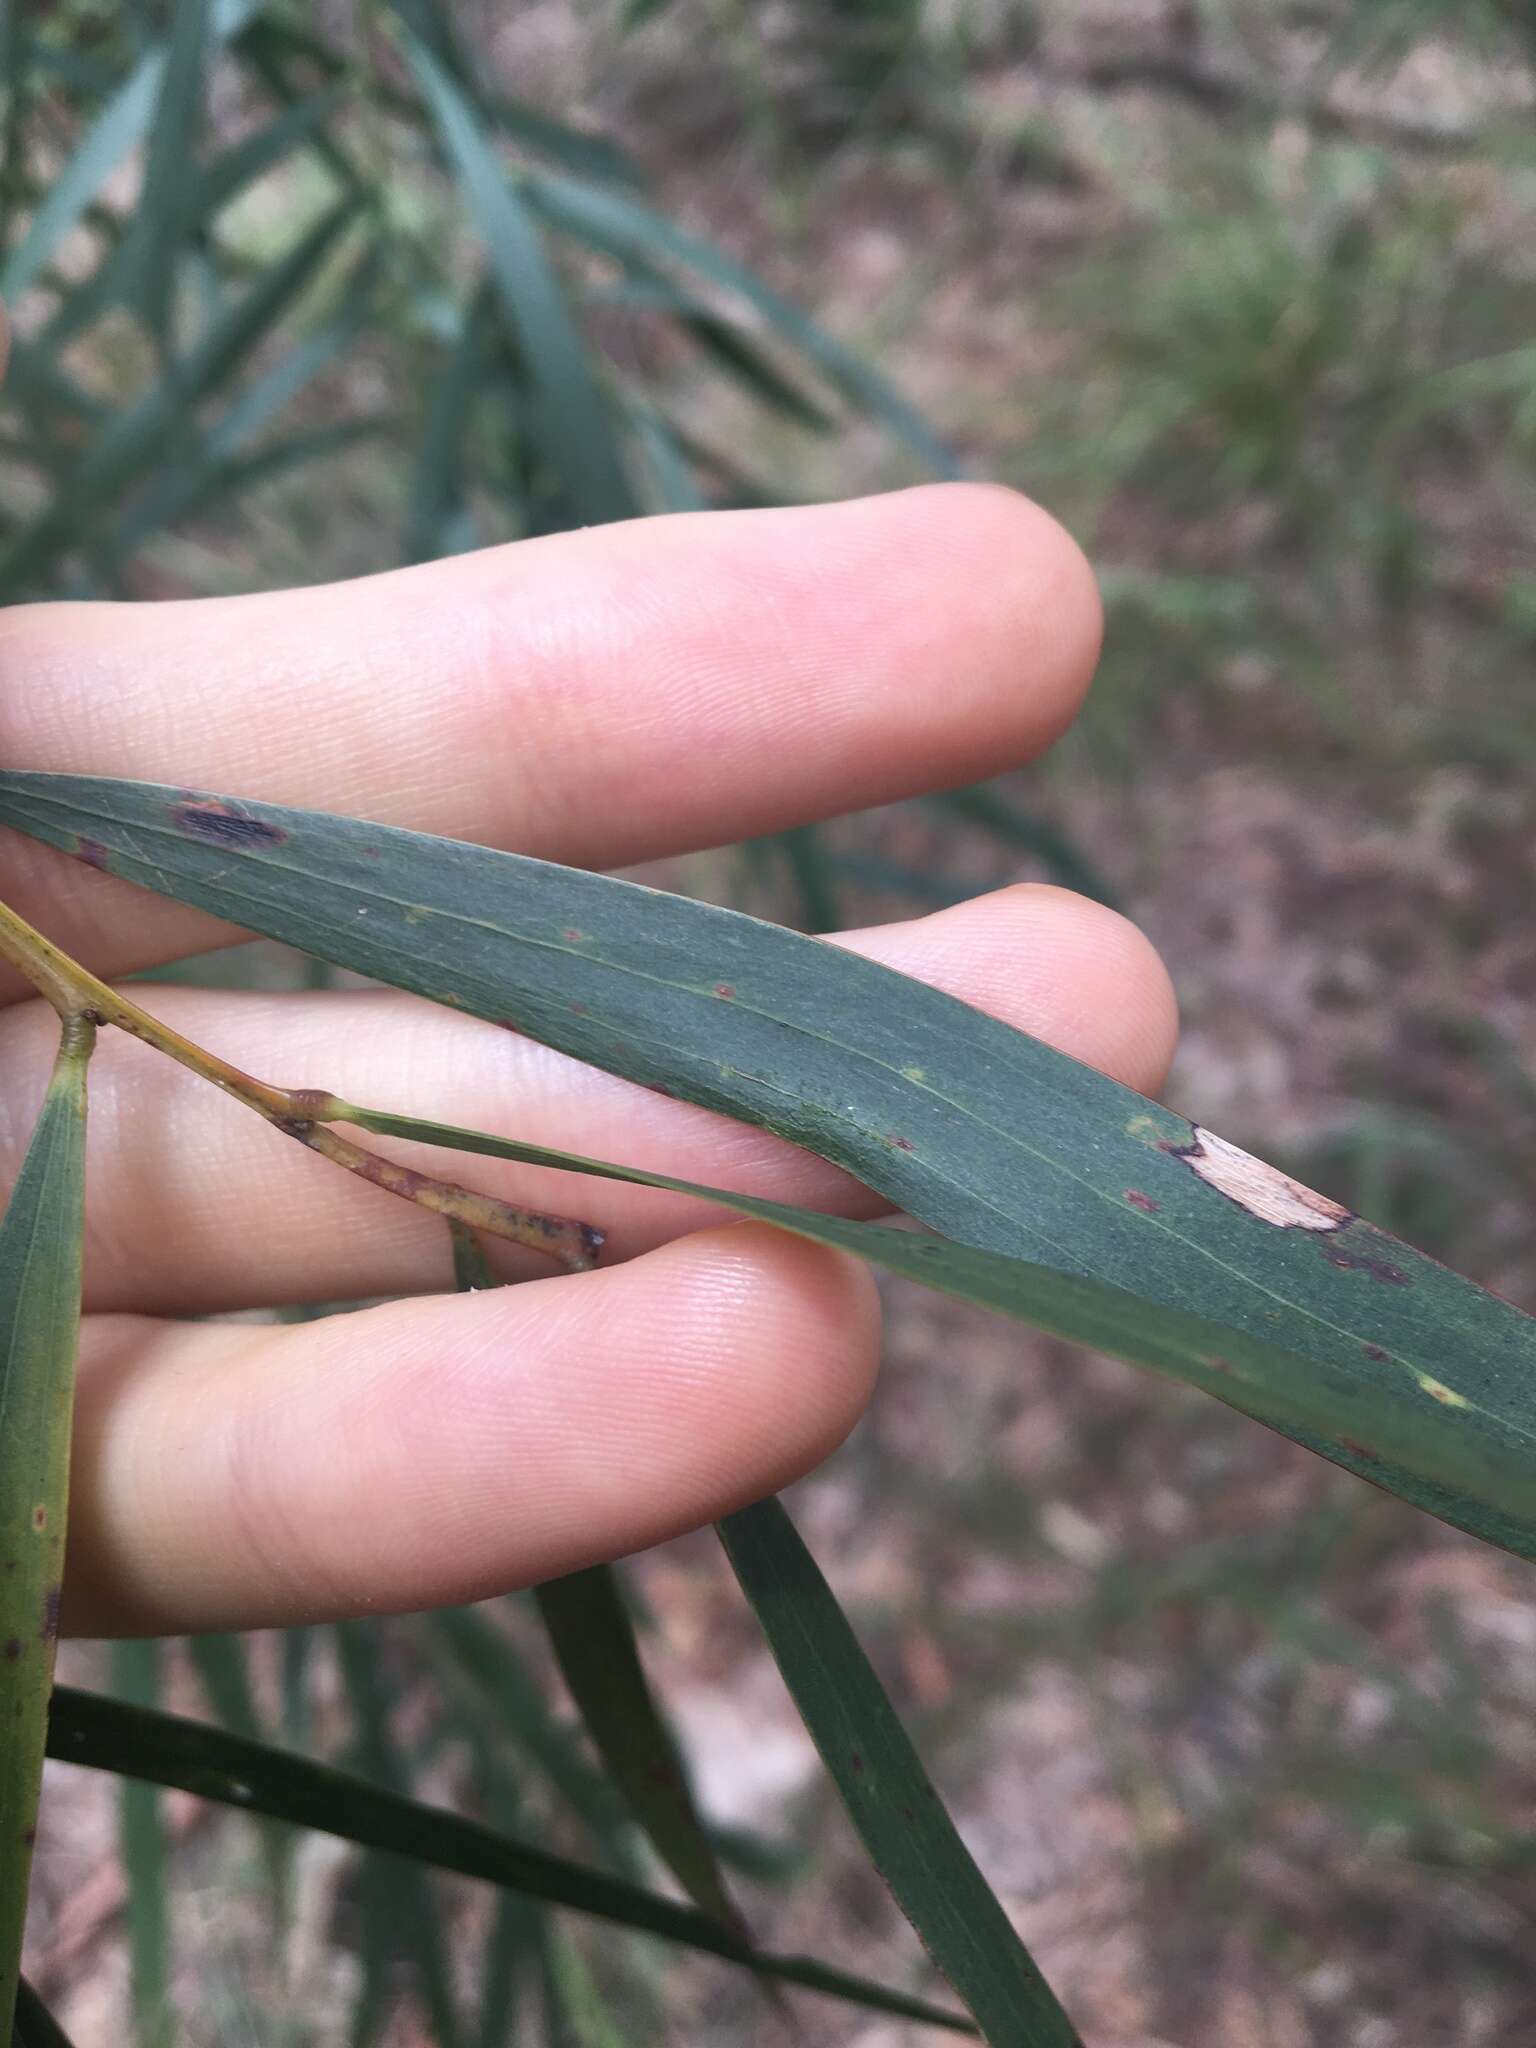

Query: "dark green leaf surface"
left=6, top=775, right=1535, bottom=1562
left=720, top=1498, right=1082, bottom=2047
left=44, top=1687, right=973, bottom=2034
left=0, top=1017, right=93, bottom=2031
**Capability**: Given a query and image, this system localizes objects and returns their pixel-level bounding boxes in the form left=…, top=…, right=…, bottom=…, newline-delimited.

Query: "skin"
left=0, top=482, right=1178, bottom=1635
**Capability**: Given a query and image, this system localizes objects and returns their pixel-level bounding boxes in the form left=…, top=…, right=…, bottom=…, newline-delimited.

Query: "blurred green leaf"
left=336, top=1620, right=463, bottom=2048
left=0, top=0, right=263, bottom=300
left=45, top=1686, right=975, bottom=2032
left=524, top=168, right=957, bottom=474
left=112, top=1640, right=174, bottom=2048
left=401, top=32, right=639, bottom=527
left=536, top=1566, right=744, bottom=1934
left=719, top=1498, right=1082, bottom=2046
left=0, top=1015, right=93, bottom=2033
left=450, top=1223, right=741, bottom=1933
left=126, top=0, right=211, bottom=343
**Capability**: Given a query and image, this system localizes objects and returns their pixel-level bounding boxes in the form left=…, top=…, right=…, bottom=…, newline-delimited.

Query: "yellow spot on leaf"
left=1418, top=1375, right=1468, bottom=1408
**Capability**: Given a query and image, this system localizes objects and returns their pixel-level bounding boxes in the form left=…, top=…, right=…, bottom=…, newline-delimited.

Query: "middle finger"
left=0, top=885, right=1177, bottom=1316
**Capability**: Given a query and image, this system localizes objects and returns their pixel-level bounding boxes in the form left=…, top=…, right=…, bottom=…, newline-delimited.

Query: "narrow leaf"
left=0, top=1016, right=94, bottom=2031
left=125, top=0, right=211, bottom=342
left=402, top=34, right=638, bottom=526
left=44, top=1687, right=974, bottom=2033
left=0, top=0, right=264, bottom=300
left=535, top=1566, right=744, bottom=1933
left=719, top=1499, right=1081, bottom=2045
left=6, top=776, right=1534, bottom=1563
left=112, top=1640, right=173, bottom=2048
left=524, top=169, right=957, bottom=474
left=336, top=1621, right=463, bottom=2048
left=451, top=1226, right=745, bottom=1935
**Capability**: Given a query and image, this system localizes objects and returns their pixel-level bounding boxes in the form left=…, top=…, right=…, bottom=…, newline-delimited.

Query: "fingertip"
left=886, top=481, right=1104, bottom=754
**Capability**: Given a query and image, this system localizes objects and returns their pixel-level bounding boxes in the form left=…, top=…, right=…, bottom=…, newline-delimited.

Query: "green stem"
left=0, top=896, right=601, bottom=1271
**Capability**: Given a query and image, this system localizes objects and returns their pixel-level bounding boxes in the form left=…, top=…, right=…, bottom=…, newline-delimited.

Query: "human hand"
left=0, top=484, right=1177, bottom=1635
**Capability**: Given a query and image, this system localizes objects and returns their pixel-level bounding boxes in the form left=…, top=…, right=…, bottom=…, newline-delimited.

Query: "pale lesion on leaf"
left=1172, top=1126, right=1351, bottom=1232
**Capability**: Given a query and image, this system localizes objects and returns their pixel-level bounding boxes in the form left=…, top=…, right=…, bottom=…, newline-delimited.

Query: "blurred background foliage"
left=5, top=1, right=1536, bottom=2043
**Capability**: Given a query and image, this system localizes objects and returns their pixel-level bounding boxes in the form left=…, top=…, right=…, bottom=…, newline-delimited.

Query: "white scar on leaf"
left=1180, top=1128, right=1350, bottom=1231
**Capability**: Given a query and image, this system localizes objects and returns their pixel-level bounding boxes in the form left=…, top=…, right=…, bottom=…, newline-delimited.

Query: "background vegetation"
left=5, top=2, right=1536, bottom=2043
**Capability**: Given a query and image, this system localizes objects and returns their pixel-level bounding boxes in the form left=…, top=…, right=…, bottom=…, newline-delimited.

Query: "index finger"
left=0, top=484, right=1100, bottom=998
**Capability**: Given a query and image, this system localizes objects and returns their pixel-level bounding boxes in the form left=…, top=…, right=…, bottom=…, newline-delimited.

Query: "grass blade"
left=8, top=776, right=1535, bottom=1563
left=0, top=1016, right=94, bottom=2032
left=44, top=1686, right=975, bottom=2033
left=112, top=1640, right=173, bottom=2048
left=401, top=32, right=638, bottom=526
left=719, top=1497, right=1081, bottom=2045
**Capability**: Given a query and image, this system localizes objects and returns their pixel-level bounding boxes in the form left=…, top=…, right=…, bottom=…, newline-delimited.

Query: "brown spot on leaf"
left=562, top=928, right=585, bottom=944
left=30, top=1506, right=45, bottom=1532
left=1362, top=1343, right=1389, bottom=1362
left=171, top=800, right=288, bottom=849
left=39, top=1587, right=60, bottom=1641
left=1320, top=1245, right=1410, bottom=1286
left=1170, top=1128, right=1350, bottom=1231
left=888, top=1134, right=915, bottom=1152
left=3, top=1640, right=20, bottom=1661
left=75, top=837, right=110, bottom=871
left=1124, top=1189, right=1159, bottom=1213
left=22, top=1828, right=34, bottom=1848
left=1341, top=1439, right=1381, bottom=1465
left=850, top=1752, right=864, bottom=1774
left=713, top=983, right=736, bottom=1000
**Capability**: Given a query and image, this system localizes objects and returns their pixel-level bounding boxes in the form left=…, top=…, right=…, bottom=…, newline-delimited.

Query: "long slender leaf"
left=336, top=1620, right=463, bottom=2048
left=6, top=776, right=1535, bottom=1562
left=44, top=1687, right=974, bottom=2034
left=535, top=1566, right=744, bottom=1934
left=0, top=200, right=359, bottom=594
left=0, top=1016, right=94, bottom=2032
left=524, top=169, right=957, bottom=474
left=451, top=1223, right=740, bottom=1929
left=430, top=1606, right=641, bottom=1877
left=720, top=1498, right=1081, bottom=2046
left=125, top=0, right=211, bottom=342
left=401, top=34, right=638, bottom=526
left=112, top=1640, right=173, bottom=2048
